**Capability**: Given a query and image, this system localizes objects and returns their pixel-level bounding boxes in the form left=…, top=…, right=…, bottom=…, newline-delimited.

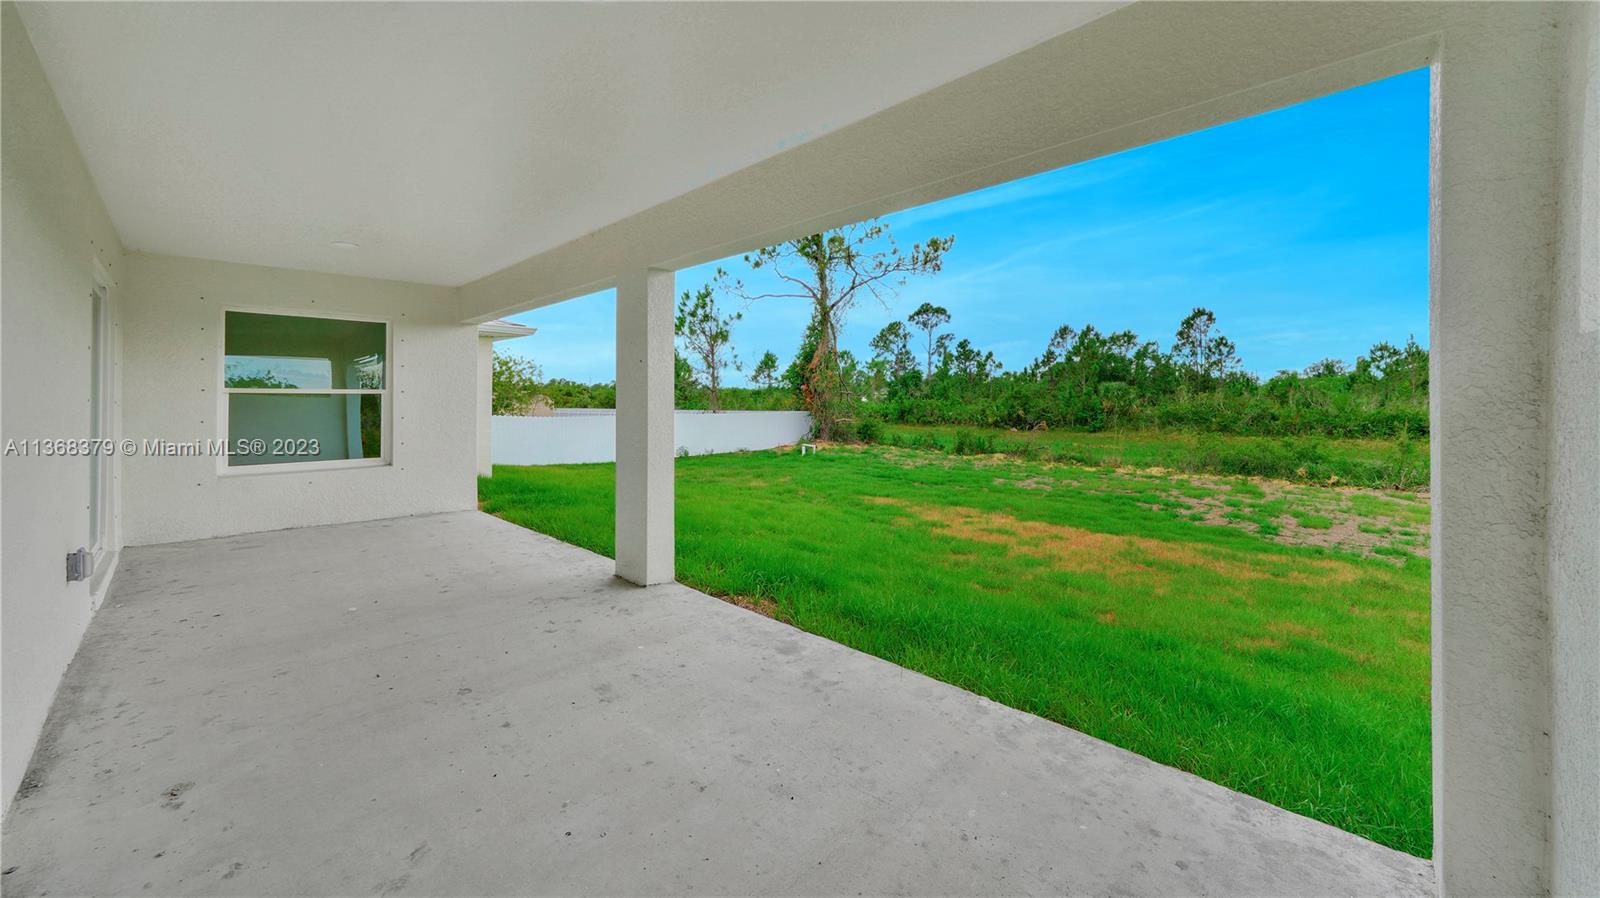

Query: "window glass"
left=222, top=311, right=387, bottom=468
left=225, top=355, right=333, bottom=389
left=224, top=311, right=385, bottom=389
left=227, top=394, right=382, bottom=466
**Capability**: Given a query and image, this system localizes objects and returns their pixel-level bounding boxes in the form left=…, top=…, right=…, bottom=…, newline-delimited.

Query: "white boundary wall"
left=492, top=410, right=810, bottom=466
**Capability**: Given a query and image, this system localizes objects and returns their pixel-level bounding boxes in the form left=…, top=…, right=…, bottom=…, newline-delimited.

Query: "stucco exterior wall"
left=1548, top=5, right=1599, bottom=895
left=118, top=252, right=476, bottom=546
left=492, top=410, right=812, bottom=465
left=0, top=3, right=129, bottom=806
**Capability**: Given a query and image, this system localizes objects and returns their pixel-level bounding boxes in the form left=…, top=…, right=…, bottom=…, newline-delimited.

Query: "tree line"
left=493, top=218, right=1428, bottom=440
left=858, top=307, right=1428, bottom=439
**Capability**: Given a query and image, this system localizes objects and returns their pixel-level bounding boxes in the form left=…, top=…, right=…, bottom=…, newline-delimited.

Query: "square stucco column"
left=1432, top=6, right=1597, bottom=895
left=615, top=268, right=675, bottom=586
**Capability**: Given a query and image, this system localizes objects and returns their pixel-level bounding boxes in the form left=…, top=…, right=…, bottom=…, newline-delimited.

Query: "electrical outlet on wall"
left=65, top=547, right=90, bottom=582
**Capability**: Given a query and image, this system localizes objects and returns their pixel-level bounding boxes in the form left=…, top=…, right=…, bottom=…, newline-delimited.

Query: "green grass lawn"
left=881, top=424, right=1430, bottom=490
left=480, top=445, right=1432, bottom=856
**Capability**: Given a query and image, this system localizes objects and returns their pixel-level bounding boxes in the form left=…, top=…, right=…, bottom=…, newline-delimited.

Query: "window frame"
left=215, top=305, right=393, bottom=476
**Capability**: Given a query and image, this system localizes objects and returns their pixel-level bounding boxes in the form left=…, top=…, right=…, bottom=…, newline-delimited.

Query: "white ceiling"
left=18, top=2, right=1117, bottom=287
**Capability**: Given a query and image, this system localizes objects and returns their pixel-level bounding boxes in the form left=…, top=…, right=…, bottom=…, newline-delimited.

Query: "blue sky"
left=502, top=68, right=1429, bottom=386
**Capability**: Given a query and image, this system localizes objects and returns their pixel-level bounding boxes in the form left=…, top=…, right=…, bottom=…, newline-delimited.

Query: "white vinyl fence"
left=491, top=410, right=812, bottom=466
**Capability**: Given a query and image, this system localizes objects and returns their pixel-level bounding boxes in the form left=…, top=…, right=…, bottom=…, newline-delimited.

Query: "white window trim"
left=215, top=305, right=394, bottom=477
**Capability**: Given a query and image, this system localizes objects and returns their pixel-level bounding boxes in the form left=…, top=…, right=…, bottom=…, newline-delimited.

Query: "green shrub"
left=883, top=423, right=1430, bottom=491
left=855, top=418, right=884, bottom=444
left=951, top=430, right=995, bottom=455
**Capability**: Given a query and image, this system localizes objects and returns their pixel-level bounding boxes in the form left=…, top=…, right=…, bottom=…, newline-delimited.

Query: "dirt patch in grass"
left=722, top=593, right=781, bottom=619
left=994, top=475, right=1056, bottom=492
left=873, top=448, right=946, bottom=469
left=1014, top=453, right=1428, bottom=563
left=1171, top=494, right=1234, bottom=527
left=1276, top=514, right=1365, bottom=553
left=1166, top=478, right=1431, bottom=562
left=1399, top=637, right=1430, bottom=656
left=866, top=497, right=1357, bottom=585
left=738, top=475, right=792, bottom=489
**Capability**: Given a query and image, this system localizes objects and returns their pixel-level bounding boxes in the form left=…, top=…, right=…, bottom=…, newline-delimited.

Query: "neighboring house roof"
left=477, top=319, right=536, bottom=341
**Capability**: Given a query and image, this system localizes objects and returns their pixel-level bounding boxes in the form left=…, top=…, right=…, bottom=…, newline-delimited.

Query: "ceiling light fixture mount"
left=329, top=240, right=359, bottom=250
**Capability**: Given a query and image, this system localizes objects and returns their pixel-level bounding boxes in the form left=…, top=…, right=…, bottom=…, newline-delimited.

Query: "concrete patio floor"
left=2, top=511, right=1433, bottom=896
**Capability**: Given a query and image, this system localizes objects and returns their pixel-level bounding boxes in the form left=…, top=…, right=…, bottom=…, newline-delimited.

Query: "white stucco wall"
left=0, top=2, right=128, bottom=805
left=1548, top=5, right=1599, bottom=895
left=494, top=413, right=615, bottom=465
left=492, top=410, right=811, bottom=466
left=677, top=411, right=813, bottom=457
left=118, top=252, right=477, bottom=546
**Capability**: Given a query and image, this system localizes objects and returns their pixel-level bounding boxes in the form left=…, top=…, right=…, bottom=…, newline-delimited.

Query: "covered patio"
left=1, top=512, right=1431, bottom=896
left=4, top=2, right=1596, bottom=895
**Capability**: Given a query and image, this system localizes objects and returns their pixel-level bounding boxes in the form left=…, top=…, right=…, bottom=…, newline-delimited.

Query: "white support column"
left=1431, top=8, right=1594, bottom=895
left=614, top=268, right=675, bottom=586
left=1545, top=8, right=1600, bottom=898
